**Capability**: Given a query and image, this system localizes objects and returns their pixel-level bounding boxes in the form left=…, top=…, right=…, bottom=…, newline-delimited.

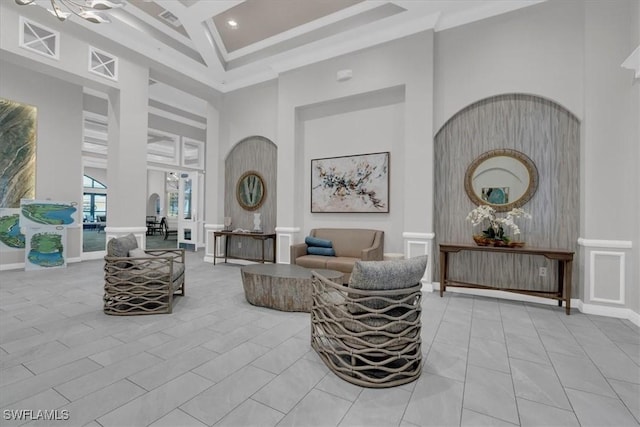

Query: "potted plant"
left=466, top=205, right=531, bottom=247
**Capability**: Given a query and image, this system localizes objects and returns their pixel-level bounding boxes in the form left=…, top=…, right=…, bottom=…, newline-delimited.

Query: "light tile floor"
left=1, top=251, right=638, bottom=427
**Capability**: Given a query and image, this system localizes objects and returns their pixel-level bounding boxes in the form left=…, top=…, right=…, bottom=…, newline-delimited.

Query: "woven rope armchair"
left=311, top=255, right=427, bottom=388
left=103, top=234, right=185, bottom=315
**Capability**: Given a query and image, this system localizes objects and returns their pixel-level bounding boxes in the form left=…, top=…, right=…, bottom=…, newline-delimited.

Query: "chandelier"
left=15, top=0, right=125, bottom=24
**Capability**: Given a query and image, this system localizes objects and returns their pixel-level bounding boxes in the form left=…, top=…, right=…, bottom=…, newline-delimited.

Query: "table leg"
left=439, top=250, right=447, bottom=297
left=557, top=261, right=564, bottom=308
left=224, top=236, right=229, bottom=264
left=565, top=260, right=572, bottom=315
left=213, top=235, right=217, bottom=265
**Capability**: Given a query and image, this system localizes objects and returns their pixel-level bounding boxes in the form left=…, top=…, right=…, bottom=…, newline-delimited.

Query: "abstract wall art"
left=311, top=152, right=390, bottom=213
left=0, top=98, right=37, bottom=208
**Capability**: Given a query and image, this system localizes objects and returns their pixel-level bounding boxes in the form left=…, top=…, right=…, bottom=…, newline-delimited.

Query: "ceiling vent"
left=158, top=9, right=181, bottom=27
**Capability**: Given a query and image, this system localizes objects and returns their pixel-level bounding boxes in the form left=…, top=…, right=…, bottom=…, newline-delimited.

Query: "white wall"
left=302, top=97, right=405, bottom=252
left=434, top=0, right=639, bottom=317
left=207, top=80, right=278, bottom=224
left=434, top=0, right=584, bottom=128
left=582, top=0, right=639, bottom=314
left=0, top=60, right=84, bottom=264
left=277, top=31, right=434, bottom=254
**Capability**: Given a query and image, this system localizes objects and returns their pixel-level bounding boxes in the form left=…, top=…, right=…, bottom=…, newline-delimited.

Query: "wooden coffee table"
left=241, top=264, right=343, bottom=312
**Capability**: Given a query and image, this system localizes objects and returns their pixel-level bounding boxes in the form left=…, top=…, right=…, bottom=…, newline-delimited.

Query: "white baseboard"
left=81, top=251, right=106, bottom=261
left=0, top=262, right=25, bottom=271
left=421, top=280, right=434, bottom=293
left=431, top=282, right=639, bottom=325
left=431, top=283, right=571, bottom=307
left=576, top=300, right=640, bottom=327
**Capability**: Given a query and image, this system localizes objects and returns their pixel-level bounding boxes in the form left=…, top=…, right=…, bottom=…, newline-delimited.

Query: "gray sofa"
left=290, top=228, right=384, bottom=283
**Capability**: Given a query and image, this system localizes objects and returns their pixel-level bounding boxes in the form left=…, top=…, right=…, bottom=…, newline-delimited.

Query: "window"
left=148, top=130, right=179, bottom=165
left=166, top=172, right=179, bottom=218
left=89, top=46, right=118, bottom=81
left=83, top=113, right=108, bottom=156
left=181, top=138, right=204, bottom=170
left=167, top=192, right=179, bottom=218
left=83, top=175, right=106, bottom=189
left=83, top=175, right=106, bottom=222
left=19, top=17, right=59, bottom=59
left=83, top=193, right=107, bottom=222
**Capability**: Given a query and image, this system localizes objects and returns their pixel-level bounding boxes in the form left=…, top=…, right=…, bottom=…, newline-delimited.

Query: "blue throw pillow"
left=305, top=236, right=333, bottom=248
left=307, top=246, right=336, bottom=256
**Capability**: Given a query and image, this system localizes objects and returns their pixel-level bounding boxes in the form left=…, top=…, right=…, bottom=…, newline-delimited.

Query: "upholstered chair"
left=311, top=255, right=427, bottom=387
left=103, top=233, right=185, bottom=315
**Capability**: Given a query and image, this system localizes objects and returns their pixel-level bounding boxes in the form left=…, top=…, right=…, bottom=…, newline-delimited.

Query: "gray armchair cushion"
left=347, top=255, right=427, bottom=314
left=107, top=233, right=138, bottom=257
left=349, top=255, right=428, bottom=291
left=128, top=248, right=148, bottom=258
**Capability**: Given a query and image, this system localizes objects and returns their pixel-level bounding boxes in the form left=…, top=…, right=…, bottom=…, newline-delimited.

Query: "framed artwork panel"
left=311, top=152, right=389, bottom=213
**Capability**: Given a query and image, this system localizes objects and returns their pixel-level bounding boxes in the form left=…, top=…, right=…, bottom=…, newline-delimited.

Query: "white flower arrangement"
left=466, top=205, right=532, bottom=243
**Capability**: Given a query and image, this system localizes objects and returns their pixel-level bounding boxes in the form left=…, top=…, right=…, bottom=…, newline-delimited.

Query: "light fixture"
left=621, top=45, right=640, bottom=79
left=227, top=19, right=238, bottom=29
left=14, top=0, right=125, bottom=24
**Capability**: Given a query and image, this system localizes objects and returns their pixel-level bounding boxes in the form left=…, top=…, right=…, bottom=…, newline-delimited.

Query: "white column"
left=403, top=232, right=435, bottom=292
left=105, top=61, right=149, bottom=247
left=204, top=223, right=224, bottom=263
left=275, top=227, right=301, bottom=264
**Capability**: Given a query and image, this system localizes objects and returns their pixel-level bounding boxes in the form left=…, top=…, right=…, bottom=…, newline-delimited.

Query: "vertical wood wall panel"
left=434, top=94, right=579, bottom=295
left=225, top=136, right=277, bottom=262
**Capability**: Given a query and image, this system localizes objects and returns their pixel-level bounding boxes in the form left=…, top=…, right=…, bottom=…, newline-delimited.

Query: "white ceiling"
left=14, top=0, right=545, bottom=115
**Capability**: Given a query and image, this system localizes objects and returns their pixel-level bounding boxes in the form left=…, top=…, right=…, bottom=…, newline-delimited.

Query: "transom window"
left=89, top=46, right=118, bottom=81
left=83, top=175, right=106, bottom=189
left=19, top=17, right=59, bottom=59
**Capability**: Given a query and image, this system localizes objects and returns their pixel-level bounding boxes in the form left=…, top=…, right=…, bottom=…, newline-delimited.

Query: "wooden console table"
left=439, top=243, right=574, bottom=314
left=213, top=231, right=276, bottom=265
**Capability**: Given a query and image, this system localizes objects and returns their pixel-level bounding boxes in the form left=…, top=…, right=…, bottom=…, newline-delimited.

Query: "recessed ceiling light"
left=227, top=19, right=238, bottom=29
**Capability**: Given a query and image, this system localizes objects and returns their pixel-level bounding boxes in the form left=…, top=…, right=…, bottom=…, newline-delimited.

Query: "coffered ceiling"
left=10, top=0, right=544, bottom=112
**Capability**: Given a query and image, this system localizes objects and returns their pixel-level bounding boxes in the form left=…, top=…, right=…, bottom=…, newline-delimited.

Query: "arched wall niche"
left=434, top=93, right=580, bottom=296
left=225, top=135, right=277, bottom=261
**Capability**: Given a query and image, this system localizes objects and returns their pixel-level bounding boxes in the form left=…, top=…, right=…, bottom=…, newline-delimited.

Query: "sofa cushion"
left=349, top=255, right=427, bottom=291
left=307, top=246, right=336, bottom=256
left=326, top=257, right=360, bottom=273
left=314, top=229, right=375, bottom=258
left=295, top=255, right=329, bottom=270
left=305, top=236, right=333, bottom=248
left=107, top=234, right=138, bottom=257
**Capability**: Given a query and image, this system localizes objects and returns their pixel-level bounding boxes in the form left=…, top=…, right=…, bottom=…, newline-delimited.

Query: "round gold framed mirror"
left=236, top=171, right=266, bottom=211
left=464, top=149, right=538, bottom=212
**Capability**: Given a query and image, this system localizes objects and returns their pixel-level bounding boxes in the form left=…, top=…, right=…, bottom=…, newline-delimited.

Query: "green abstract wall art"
left=0, top=98, right=37, bottom=208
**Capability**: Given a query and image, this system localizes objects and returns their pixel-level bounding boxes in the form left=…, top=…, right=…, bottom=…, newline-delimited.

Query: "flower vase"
left=473, top=234, right=491, bottom=246
left=253, top=213, right=262, bottom=232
